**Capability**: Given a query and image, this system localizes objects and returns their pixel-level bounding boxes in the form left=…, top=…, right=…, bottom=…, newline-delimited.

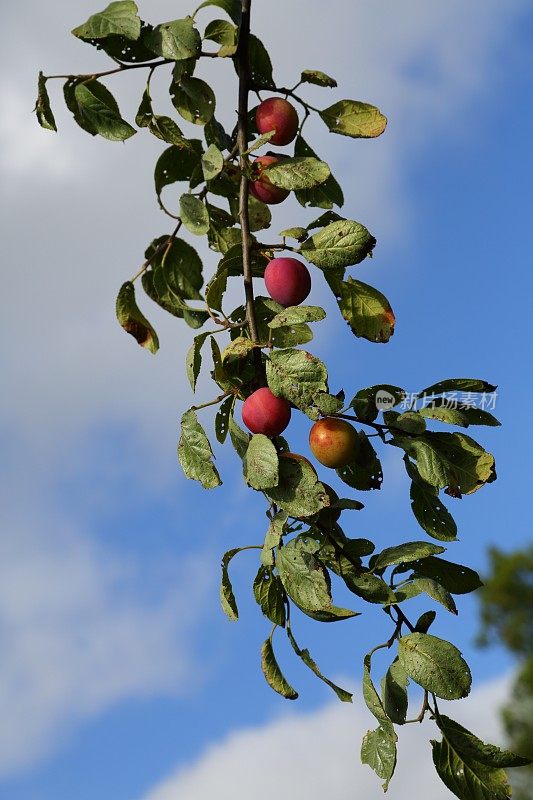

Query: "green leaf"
left=299, top=605, right=360, bottom=623
left=203, top=18, right=237, bottom=56
left=263, top=157, right=331, bottom=191
left=72, top=1, right=141, bottom=40
left=268, top=306, right=326, bottom=328
left=145, top=16, right=200, bottom=60
left=205, top=116, right=233, bottom=151
left=437, top=715, right=532, bottom=769
left=287, top=626, right=352, bottom=702
left=330, top=275, right=395, bottom=343
left=248, top=35, right=275, bottom=89
left=363, top=654, right=397, bottom=731
left=195, top=0, right=242, bottom=24
left=149, top=116, right=191, bottom=147
left=179, top=194, right=210, bottom=236
left=350, top=384, right=405, bottom=423
left=418, top=378, right=497, bottom=397
left=320, top=99, right=387, bottom=138
left=276, top=536, right=332, bottom=611
left=244, top=435, right=279, bottom=490
left=148, top=235, right=204, bottom=301
left=411, top=577, right=458, bottom=615
left=361, top=726, right=397, bottom=790
left=74, top=80, right=136, bottom=141
left=279, top=227, right=308, bottom=241
left=373, top=541, right=446, bottom=570
left=228, top=195, right=272, bottom=233
left=345, top=572, right=396, bottom=604
left=116, top=281, right=159, bottom=353
left=261, top=636, right=298, bottom=699
left=64, top=79, right=98, bottom=135
left=186, top=331, right=210, bottom=391
left=415, top=610, right=437, bottom=633
left=301, top=69, right=337, bottom=88
left=299, top=220, right=375, bottom=269
left=395, top=432, right=496, bottom=496
left=253, top=566, right=286, bottom=627
left=398, top=633, right=471, bottom=699
left=409, top=469, right=458, bottom=542
left=384, top=410, right=426, bottom=434
left=35, top=72, right=57, bottom=132
left=419, top=400, right=501, bottom=428
left=337, top=432, right=383, bottom=491
left=228, top=414, right=250, bottom=460
left=178, top=409, right=221, bottom=489
left=220, top=547, right=240, bottom=621
left=312, top=392, right=344, bottom=416
left=215, top=394, right=233, bottom=444
left=432, top=734, right=513, bottom=800
left=411, top=556, right=483, bottom=595
left=261, top=510, right=288, bottom=566
left=221, top=337, right=256, bottom=363
left=201, top=143, right=224, bottom=180
left=154, top=142, right=202, bottom=201
left=381, top=658, right=409, bottom=725
left=245, top=130, right=277, bottom=154
left=266, top=349, right=328, bottom=412
left=171, top=76, right=215, bottom=125
left=294, top=136, right=344, bottom=209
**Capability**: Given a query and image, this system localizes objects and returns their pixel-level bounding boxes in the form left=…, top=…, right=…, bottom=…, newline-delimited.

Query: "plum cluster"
left=242, top=98, right=358, bottom=469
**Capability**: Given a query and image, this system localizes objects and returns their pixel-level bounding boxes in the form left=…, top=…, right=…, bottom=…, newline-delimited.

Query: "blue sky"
left=1, top=1, right=532, bottom=799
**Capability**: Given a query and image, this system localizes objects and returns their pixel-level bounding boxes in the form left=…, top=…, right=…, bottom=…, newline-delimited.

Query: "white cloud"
left=140, top=674, right=511, bottom=800
left=0, top=490, right=213, bottom=775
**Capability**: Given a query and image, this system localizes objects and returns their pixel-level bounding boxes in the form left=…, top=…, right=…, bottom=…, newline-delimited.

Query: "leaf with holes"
left=215, top=395, right=234, bottom=444
left=361, top=726, right=397, bottom=790
left=337, top=432, right=383, bottom=491
left=171, top=76, right=215, bottom=125
left=411, top=556, right=482, bottom=595
left=145, top=16, right=200, bottom=59
left=72, top=1, right=141, bottom=40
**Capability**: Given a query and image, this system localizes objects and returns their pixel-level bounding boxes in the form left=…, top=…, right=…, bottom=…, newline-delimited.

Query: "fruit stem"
left=236, top=0, right=263, bottom=379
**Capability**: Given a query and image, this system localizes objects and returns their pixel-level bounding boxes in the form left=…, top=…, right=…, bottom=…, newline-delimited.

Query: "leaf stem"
left=191, top=391, right=234, bottom=412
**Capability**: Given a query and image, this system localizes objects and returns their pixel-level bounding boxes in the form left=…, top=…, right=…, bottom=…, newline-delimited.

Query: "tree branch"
left=236, top=0, right=263, bottom=379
